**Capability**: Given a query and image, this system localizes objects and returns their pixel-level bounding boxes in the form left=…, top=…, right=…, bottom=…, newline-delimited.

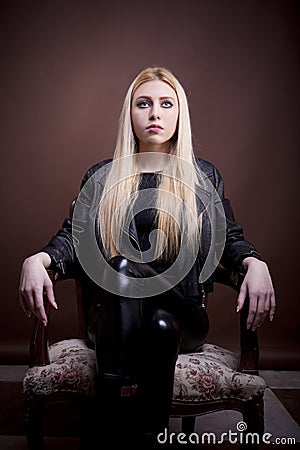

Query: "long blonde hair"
left=98, top=67, right=203, bottom=261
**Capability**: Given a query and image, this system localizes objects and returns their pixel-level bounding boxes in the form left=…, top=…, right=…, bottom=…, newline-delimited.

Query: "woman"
left=19, top=67, right=275, bottom=446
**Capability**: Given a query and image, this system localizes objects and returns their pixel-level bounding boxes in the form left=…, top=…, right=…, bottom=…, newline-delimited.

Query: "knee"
left=108, top=256, right=156, bottom=278
left=108, top=256, right=132, bottom=276
left=147, top=309, right=180, bottom=351
left=105, top=256, right=142, bottom=296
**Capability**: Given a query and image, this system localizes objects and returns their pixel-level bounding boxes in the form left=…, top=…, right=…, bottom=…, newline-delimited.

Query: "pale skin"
left=19, top=80, right=276, bottom=330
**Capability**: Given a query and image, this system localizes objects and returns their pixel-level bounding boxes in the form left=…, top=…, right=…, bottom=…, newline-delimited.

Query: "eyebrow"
left=135, top=95, right=176, bottom=101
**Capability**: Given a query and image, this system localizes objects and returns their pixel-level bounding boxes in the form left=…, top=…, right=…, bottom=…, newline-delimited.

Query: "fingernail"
left=236, top=306, right=240, bottom=313
left=270, top=316, right=274, bottom=322
left=42, top=320, right=47, bottom=327
left=54, top=302, right=58, bottom=309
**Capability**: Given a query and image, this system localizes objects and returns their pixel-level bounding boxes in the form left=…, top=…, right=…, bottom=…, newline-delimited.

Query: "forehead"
left=133, top=80, right=177, bottom=99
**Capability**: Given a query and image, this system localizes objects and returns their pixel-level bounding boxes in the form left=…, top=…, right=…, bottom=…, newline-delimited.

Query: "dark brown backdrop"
left=1, top=0, right=299, bottom=368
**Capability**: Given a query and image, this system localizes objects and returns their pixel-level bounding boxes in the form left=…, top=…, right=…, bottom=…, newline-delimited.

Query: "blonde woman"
left=19, top=67, right=275, bottom=446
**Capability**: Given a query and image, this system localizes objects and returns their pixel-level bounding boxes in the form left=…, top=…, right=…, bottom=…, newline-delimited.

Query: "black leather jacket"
left=41, top=157, right=262, bottom=300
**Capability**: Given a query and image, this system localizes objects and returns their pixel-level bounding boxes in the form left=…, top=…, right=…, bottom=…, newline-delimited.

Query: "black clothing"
left=94, top=255, right=209, bottom=441
left=41, top=157, right=262, bottom=298
left=134, top=173, right=158, bottom=252
left=39, top=157, right=262, bottom=442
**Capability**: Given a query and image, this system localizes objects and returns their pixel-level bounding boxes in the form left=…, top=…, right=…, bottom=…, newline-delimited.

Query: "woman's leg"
left=135, top=305, right=180, bottom=437
left=95, top=256, right=143, bottom=381
left=134, top=291, right=209, bottom=441
left=92, top=257, right=147, bottom=445
left=92, top=256, right=209, bottom=444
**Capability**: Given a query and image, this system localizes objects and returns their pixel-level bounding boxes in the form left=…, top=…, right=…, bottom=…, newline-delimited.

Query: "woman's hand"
left=236, top=257, right=276, bottom=331
left=19, top=252, right=58, bottom=326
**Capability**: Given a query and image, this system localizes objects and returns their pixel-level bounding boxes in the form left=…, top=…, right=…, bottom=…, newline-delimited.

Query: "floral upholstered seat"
left=23, top=339, right=96, bottom=397
left=23, top=338, right=266, bottom=402
left=173, top=344, right=266, bottom=402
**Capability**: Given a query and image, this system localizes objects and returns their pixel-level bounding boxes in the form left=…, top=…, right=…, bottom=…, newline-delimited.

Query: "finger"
left=251, top=295, right=267, bottom=330
left=19, top=282, right=35, bottom=318
left=236, top=282, right=247, bottom=313
left=269, top=292, right=276, bottom=322
left=258, top=295, right=270, bottom=328
left=44, top=284, right=58, bottom=310
left=33, top=289, right=48, bottom=326
left=247, top=294, right=257, bottom=330
left=19, top=292, right=32, bottom=318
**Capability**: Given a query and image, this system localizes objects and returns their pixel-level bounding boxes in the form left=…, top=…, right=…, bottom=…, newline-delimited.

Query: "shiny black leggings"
left=92, top=256, right=209, bottom=437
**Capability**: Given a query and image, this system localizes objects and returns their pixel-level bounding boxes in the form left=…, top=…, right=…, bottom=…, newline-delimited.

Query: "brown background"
left=1, top=0, right=299, bottom=368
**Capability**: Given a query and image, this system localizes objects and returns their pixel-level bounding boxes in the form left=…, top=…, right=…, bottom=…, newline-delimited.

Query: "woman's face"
left=131, top=80, right=179, bottom=152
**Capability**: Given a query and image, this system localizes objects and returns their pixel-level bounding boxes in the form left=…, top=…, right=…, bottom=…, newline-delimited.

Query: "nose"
left=149, top=102, right=161, bottom=120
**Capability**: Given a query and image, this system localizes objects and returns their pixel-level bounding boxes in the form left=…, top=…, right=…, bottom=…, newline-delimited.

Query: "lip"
left=146, top=124, right=163, bottom=131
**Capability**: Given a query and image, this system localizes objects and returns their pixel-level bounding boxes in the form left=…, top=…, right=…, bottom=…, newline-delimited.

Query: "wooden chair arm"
left=28, top=269, right=58, bottom=367
left=238, top=296, right=259, bottom=374
left=212, top=265, right=259, bottom=375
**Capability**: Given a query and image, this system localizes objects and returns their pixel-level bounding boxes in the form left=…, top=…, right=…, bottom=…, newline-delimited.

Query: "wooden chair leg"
left=243, top=396, right=264, bottom=434
left=25, top=396, right=45, bottom=450
left=181, top=416, right=196, bottom=435
left=79, top=398, right=99, bottom=450
left=241, top=396, right=264, bottom=449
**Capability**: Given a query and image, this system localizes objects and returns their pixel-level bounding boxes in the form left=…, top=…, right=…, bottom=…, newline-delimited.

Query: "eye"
left=137, top=100, right=151, bottom=108
left=161, top=100, right=173, bottom=108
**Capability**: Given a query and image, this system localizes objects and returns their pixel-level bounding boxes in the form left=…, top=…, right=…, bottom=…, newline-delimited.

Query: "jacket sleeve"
left=39, top=216, right=78, bottom=279
left=39, top=160, right=108, bottom=279
left=212, top=165, right=263, bottom=272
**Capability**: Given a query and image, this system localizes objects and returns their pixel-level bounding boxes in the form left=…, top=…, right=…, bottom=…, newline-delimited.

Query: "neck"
left=137, top=151, right=169, bottom=173
left=139, top=141, right=171, bottom=154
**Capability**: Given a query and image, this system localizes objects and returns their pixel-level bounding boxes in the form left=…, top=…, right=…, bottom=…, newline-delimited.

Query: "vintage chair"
left=23, top=263, right=267, bottom=449
left=23, top=200, right=267, bottom=448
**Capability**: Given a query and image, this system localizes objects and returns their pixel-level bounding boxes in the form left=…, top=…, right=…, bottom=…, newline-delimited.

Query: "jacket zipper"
left=201, top=284, right=207, bottom=309
left=197, top=250, right=207, bottom=309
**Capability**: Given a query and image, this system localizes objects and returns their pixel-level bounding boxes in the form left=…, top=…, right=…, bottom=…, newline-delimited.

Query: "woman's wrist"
left=26, top=252, right=52, bottom=269
left=242, top=256, right=266, bottom=271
